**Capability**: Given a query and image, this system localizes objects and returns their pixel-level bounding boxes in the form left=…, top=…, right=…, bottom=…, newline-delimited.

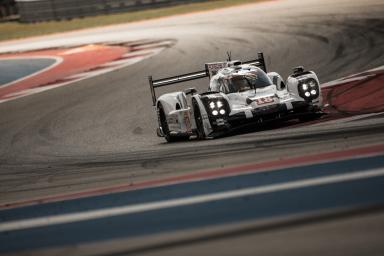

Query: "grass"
left=0, top=0, right=269, bottom=42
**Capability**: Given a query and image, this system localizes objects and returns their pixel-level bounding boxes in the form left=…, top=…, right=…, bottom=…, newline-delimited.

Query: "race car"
left=148, top=52, right=322, bottom=142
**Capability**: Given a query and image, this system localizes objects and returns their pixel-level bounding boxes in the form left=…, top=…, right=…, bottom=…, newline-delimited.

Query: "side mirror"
left=185, top=88, right=197, bottom=95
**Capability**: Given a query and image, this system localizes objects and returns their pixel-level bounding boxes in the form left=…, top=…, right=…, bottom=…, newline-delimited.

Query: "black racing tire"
left=192, top=99, right=205, bottom=139
left=299, top=112, right=322, bottom=122
left=158, top=103, right=176, bottom=143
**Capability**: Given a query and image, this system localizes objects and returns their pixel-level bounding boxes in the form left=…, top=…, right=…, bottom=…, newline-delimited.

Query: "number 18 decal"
left=255, top=96, right=274, bottom=105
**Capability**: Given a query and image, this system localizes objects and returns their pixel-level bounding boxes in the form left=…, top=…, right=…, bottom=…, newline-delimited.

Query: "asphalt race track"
left=0, top=0, right=384, bottom=255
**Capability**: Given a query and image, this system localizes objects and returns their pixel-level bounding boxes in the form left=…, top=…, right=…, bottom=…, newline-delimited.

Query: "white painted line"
left=368, top=65, right=384, bottom=72
left=1, top=168, right=384, bottom=232
left=321, top=75, right=375, bottom=88
left=321, top=65, right=384, bottom=89
left=307, top=112, right=384, bottom=127
left=0, top=48, right=163, bottom=104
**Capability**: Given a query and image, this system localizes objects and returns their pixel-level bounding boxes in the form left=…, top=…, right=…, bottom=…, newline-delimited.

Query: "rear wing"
left=148, top=52, right=266, bottom=106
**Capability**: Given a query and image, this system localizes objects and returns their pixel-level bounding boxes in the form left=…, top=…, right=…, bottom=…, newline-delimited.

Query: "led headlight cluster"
left=209, top=100, right=226, bottom=116
left=298, top=78, right=319, bottom=101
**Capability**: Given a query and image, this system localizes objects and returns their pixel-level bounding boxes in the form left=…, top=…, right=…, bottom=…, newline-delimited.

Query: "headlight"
left=298, top=78, right=319, bottom=101
left=204, top=98, right=228, bottom=117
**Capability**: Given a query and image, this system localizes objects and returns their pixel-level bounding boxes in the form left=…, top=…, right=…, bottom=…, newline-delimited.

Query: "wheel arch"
left=156, top=91, right=187, bottom=115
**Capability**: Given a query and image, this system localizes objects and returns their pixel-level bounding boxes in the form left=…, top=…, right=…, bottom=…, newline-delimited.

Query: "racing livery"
left=148, top=52, right=322, bottom=142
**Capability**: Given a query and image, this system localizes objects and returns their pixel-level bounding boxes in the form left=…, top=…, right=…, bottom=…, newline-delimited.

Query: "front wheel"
left=299, top=112, right=322, bottom=122
left=192, top=99, right=205, bottom=139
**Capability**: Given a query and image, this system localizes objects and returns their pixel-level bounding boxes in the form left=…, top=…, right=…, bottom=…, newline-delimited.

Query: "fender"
left=267, top=72, right=286, bottom=90
left=156, top=91, right=192, bottom=136
left=156, top=91, right=188, bottom=114
left=286, top=67, right=322, bottom=107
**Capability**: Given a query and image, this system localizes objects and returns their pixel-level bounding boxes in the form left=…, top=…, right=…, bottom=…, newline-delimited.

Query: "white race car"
left=148, top=52, right=322, bottom=142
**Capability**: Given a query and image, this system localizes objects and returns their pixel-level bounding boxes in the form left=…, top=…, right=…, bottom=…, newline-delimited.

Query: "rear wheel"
left=158, top=103, right=189, bottom=142
left=158, top=103, right=175, bottom=143
left=193, top=99, right=205, bottom=139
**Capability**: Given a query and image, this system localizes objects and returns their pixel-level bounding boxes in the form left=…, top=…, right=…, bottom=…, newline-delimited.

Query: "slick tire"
left=299, top=112, right=322, bottom=122
left=158, top=103, right=176, bottom=143
left=193, top=99, right=206, bottom=140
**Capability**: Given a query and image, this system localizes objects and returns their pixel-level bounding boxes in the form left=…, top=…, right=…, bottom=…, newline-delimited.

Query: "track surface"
left=0, top=0, right=384, bottom=254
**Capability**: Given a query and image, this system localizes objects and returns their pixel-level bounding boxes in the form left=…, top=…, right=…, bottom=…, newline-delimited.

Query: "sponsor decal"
left=206, top=62, right=227, bottom=77
left=168, top=115, right=178, bottom=123
left=255, top=96, right=274, bottom=105
left=184, top=111, right=192, bottom=132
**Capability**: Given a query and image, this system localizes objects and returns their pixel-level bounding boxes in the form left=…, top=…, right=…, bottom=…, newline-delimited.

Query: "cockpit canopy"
left=210, top=67, right=273, bottom=94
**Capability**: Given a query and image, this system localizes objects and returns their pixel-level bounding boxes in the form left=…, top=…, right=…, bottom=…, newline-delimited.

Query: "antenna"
left=226, top=51, right=232, bottom=62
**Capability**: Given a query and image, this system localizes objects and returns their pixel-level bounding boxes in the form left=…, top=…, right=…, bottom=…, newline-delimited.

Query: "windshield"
left=223, top=71, right=272, bottom=93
